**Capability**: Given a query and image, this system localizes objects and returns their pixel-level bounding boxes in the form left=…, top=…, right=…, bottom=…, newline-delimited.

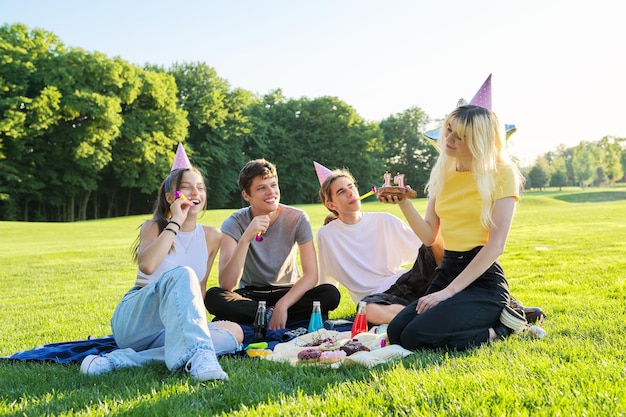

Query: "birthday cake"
left=376, top=172, right=417, bottom=199
left=376, top=186, right=417, bottom=199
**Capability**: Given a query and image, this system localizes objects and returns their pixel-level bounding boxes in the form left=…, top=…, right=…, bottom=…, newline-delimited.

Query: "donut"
left=319, top=350, right=347, bottom=364
left=297, top=348, right=322, bottom=362
left=377, top=186, right=417, bottom=200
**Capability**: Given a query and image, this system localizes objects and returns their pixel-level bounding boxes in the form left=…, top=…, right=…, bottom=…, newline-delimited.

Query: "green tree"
left=572, top=142, right=597, bottom=187
left=104, top=68, right=188, bottom=217
left=549, top=171, right=567, bottom=190
left=1, top=24, right=189, bottom=220
left=34, top=48, right=140, bottom=221
left=379, top=107, right=436, bottom=197
left=596, top=136, right=623, bottom=185
left=528, top=157, right=549, bottom=191
left=0, top=24, right=66, bottom=220
left=546, top=153, right=568, bottom=190
left=168, top=62, right=254, bottom=209
left=259, top=94, right=384, bottom=204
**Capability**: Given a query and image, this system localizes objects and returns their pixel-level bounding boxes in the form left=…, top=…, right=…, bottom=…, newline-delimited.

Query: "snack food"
left=297, top=348, right=322, bottom=362
left=319, top=350, right=347, bottom=364
left=302, top=337, right=336, bottom=347
left=339, top=339, right=371, bottom=356
left=247, top=348, right=272, bottom=358
left=376, top=186, right=417, bottom=199
left=318, top=341, right=342, bottom=351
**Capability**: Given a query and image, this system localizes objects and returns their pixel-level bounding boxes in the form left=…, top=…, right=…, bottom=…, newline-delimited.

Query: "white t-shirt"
left=136, top=224, right=208, bottom=286
left=316, top=212, right=422, bottom=303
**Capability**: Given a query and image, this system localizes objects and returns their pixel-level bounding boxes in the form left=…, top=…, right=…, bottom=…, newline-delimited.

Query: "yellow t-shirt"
left=435, top=165, right=519, bottom=252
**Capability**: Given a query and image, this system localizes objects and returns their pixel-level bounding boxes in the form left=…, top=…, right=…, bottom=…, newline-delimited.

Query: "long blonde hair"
left=427, top=105, right=523, bottom=229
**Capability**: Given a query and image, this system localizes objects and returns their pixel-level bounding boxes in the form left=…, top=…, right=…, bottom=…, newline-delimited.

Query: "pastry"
left=339, top=339, right=371, bottom=356
left=376, top=185, right=417, bottom=199
left=297, top=348, right=322, bottom=362
left=319, top=350, right=346, bottom=364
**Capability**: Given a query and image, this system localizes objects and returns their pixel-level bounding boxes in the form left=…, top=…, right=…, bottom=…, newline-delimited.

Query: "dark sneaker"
left=509, top=297, right=546, bottom=325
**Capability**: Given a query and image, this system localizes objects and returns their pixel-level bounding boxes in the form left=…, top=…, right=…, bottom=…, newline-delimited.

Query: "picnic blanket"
left=2, top=319, right=355, bottom=364
left=2, top=335, right=119, bottom=364
left=264, top=329, right=414, bottom=368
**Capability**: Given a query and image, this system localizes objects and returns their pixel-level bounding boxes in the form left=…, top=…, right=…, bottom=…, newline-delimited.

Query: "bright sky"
left=4, top=0, right=625, bottom=165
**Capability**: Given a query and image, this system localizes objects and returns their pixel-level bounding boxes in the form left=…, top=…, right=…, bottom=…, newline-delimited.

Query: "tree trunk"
left=125, top=188, right=132, bottom=216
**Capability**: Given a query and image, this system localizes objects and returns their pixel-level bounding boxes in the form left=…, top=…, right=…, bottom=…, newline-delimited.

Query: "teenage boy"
left=205, top=159, right=340, bottom=330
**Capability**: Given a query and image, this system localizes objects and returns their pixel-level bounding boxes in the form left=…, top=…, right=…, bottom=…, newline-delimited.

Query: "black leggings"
left=205, top=284, right=341, bottom=326
left=387, top=247, right=509, bottom=351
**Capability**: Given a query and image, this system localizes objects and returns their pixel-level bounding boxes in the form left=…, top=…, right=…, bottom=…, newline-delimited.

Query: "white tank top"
left=135, top=224, right=208, bottom=285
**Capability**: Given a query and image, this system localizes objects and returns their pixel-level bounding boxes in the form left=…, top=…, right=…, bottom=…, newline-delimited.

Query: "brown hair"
left=238, top=159, right=278, bottom=194
left=131, top=167, right=205, bottom=262
left=318, top=169, right=356, bottom=225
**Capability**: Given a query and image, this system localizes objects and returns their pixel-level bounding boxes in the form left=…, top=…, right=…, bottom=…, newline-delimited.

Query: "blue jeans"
left=106, top=266, right=238, bottom=371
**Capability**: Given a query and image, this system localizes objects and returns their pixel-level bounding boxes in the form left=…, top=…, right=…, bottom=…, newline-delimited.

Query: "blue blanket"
left=3, top=319, right=354, bottom=364
left=3, top=335, right=119, bottom=364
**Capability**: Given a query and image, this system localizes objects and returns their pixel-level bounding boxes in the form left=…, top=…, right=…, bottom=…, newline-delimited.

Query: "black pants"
left=387, top=247, right=509, bottom=351
left=205, top=284, right=341, bottom=326
left=361, top=244, right=438, bottom=306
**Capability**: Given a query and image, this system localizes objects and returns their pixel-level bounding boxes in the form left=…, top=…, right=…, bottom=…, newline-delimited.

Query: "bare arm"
left=268, top=240, right=318, bottom=330
left=397, top=197, right=440, bottom=246
left=137, top=198, right=193, bottom=275
left=416, top=197, right=517, bottom=314
left=382, top=195, right=444, bottom=263
left=200, top=226, right=222, bottom=295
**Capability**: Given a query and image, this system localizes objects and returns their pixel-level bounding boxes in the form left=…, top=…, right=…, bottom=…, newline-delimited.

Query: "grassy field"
left=1, top=186, right=625, bottom=416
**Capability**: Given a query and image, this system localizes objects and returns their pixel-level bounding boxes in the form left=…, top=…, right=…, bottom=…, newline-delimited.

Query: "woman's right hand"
left=169, top=197, right=194, bottom=225
left=378, top=194, right=403, bottom=204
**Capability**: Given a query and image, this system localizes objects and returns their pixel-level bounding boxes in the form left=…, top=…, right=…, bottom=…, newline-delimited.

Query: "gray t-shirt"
left=221, top=204, right=313, bottom=287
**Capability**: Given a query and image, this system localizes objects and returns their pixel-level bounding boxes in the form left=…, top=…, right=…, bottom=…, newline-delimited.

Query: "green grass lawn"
left=1, top=186, right=625, bottom=416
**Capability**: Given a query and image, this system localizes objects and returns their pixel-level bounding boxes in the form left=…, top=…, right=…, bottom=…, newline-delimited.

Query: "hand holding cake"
left=376, top=171, right=417, bottom=200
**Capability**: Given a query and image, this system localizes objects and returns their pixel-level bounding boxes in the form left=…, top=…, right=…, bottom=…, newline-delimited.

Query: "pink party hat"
left=314, top=161, right=333, bottom=186
left=171, top=142, right=192, bottom=171
left=469, top=74, right=492, bottom=111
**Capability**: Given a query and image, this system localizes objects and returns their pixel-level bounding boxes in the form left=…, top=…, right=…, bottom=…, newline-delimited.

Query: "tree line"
left=0, top=24, right=438, bottom=221
left=1, top=24, right=624, bottom=221
left=525, top=137, right=625, bottom=191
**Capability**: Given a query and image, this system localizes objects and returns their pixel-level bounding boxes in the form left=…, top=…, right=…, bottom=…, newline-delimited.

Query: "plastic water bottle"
left=253, top=301, right=267, bottom=342
left=351, top=301, right=368, bottom=338
left=308, top=301, right=324, bottom=333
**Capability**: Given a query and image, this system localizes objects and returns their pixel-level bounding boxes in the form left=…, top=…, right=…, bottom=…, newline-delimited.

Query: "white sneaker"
left=185, top=349, right=228, bottom=381
left=80, top=354, right=114, bottom=375
left=526, top=325, right=547, bottom=339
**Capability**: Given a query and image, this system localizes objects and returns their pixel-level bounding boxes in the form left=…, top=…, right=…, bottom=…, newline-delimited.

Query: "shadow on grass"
left=552, top=191, right=626, bottom=203
left=0, top=349, right=457, bottom=416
